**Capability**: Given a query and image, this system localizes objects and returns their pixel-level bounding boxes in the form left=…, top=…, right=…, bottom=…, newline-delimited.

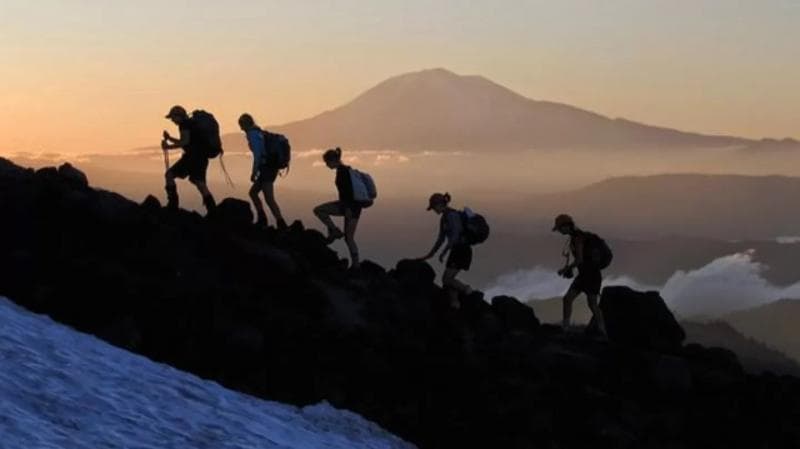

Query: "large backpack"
left=262, top=131, right=291, bottom=170
left=461, top=208, right=490, bottom=245
left=582, top=232, right=614, bottom=270
left=190, top=110, right=223, bottom=159
left=349, top=168, right=377, bottom=207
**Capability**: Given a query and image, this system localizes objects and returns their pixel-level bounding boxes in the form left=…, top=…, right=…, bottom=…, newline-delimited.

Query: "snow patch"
left=0, top=297, right=415, bottom=449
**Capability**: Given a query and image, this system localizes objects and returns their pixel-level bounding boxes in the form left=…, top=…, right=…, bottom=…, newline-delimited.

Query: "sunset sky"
left=1, top=0, right=798, bottom=155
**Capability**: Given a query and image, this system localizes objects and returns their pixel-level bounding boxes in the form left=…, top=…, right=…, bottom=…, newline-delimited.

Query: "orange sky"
left=1, top=1, right=798, bottom=155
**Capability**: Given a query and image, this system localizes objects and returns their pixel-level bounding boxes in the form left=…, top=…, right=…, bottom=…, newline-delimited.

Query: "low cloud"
left=484, top=251, right=800, bottom=319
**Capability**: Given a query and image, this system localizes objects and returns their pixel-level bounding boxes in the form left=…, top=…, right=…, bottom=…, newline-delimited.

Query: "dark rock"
left=34, top=166, right=60, bottom=182
left=491, top=295, right=541, bottom=332
left=392, top=259, right=436, bottom=286
left=58, top=163, right=89, bottom=190
left=358, top=260, right=386, bottom=278
left=1, top=158, right=799, bottom=449
left=141, top=194, right=162, bottom=212
left=214, top=198, right=254, bottom=228
left=601, top=286, right=685, bottom=352
left=649, top=354, right=693, bottom=393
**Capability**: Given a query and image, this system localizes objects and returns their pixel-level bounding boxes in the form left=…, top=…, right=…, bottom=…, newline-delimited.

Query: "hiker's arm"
left=572, top=235, right=585, bottom=267
left=442, top=212, right=462, bottom=251
left=337, top=167, right=355, bottom=203
left=247, top=130, right=264, bottom=180
left=421, top=231, right=446, bottom=260
left=436, top=213, right=462, bottom=261
left=163, top=131, right=180, bottom=144
left=162, top=130, right=190, bottom=150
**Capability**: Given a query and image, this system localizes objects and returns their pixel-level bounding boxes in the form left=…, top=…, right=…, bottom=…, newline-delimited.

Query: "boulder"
left=491, top=295, right=541, bottom=333
left=392, top=259, right=436, bottom=287
left=600, top=286, right=685, bottom=352
left=140, top=194, right=162, bottom=212
left=214, top=198, right=254, bottom=228
left=57, top=163, right=89, bottom=190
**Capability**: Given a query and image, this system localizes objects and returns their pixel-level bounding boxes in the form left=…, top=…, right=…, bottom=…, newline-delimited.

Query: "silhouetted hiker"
left=161, top=105, right=219, bottom=214
left=420, top=193, right=490, bottom=309
left=314, top=147, right=377, bottom=270
left=553, top=214, right=612, bottom=335
left=239, top=113, right=288, bottom=230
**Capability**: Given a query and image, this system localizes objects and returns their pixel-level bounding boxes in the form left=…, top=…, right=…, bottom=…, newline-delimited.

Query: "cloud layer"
left=485, top=251, right=800, bottom=318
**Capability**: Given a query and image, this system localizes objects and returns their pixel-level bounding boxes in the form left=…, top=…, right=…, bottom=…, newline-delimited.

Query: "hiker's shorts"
left=447, top=243, right=473, bottom=271
left=571, top=267, right=602, bottom=296
left=255, top=167, right=279, bottom=185
left=169, top=154, right=209, bottom=184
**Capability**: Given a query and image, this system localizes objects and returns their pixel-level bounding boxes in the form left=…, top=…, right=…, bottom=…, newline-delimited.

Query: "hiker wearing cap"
left=239, top=113, right=288, bottom=230
left=419, top=193, right=474, bottom=309
left=161, top=105, right=217, bottom=213
left=553, top=214, right=611, bottom=335
left=314, top=147, right=373, bottom=270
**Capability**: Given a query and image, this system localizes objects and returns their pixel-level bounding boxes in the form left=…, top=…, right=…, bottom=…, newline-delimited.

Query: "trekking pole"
left=219, top=153, right=235, bottom=189
left=163, top=149, right=169, bottom=171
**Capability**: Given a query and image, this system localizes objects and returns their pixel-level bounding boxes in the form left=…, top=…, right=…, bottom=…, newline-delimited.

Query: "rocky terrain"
left=0, top=157, right=799, bottom=448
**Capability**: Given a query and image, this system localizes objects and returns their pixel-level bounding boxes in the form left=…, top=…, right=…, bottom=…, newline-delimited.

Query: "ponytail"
left=443, top=192, right=451, bottom=205
left=323, top=147, right=343, bottom=163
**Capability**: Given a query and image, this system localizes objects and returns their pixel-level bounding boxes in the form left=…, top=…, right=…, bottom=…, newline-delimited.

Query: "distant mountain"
left=523, top=174, right=800, bottom=240
left=267, top=68, right=765, bottom=152
left=724, top=300, right=800, bottom=364
left=682, top=321, right=800, bottom=376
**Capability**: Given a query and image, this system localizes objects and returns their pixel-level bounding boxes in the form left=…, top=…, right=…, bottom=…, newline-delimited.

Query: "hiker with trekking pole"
left=161, top=105, right=227, bottom=215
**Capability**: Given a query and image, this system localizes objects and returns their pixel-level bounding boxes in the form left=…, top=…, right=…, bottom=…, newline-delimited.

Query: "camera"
left=558, top=266, right=574, bottom=279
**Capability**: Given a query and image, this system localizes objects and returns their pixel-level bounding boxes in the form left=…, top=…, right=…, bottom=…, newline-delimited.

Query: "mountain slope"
left=724, top=299, right=800, bottom=364
left=268, top=68, right=755, bottom=151
left=521, top=173, right=800, bottom=240
left=2, top=157, right=800, bottom=448
left=0, top=297, right=414, bottom=449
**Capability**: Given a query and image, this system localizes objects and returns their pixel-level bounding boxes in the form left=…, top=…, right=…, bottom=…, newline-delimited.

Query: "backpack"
left=581, top=232, right=613, bottom=270
left=461, top=208, right=490, bottom=245
left=191, top=110, right=223, bottom=159
left=262, top=131, right=291, bottom=170
left=349, top=168, right=377, bottom=207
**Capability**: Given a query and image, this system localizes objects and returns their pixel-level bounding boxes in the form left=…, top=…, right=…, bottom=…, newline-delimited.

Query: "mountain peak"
left=272, top=69, right=756, bottom=152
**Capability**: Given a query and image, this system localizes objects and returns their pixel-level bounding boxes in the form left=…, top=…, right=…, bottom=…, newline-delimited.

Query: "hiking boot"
left=255, top=210, right=268, bottom=228
left=325, top=228, right=345, bottom=244
left=165, top=186, right=179, bottom=211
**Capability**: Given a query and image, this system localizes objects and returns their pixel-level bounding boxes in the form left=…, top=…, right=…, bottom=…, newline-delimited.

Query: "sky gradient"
left=1, top=0, right=798, bottom=155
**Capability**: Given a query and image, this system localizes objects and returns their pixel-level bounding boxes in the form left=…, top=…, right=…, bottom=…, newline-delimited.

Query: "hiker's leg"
left=249, top=182, right=268, bottom=225
left=442, top=268, right=470, bottom=309
left=261, top=181, right=286, bottom=227
left=344, top=212, right=360, bottom=269
left=164, top=171, right=179, bottom=209
left=442, top=268, right=472, bottom=293
left=314, top=201, right=344, bottom=234
left=562, top=287, right=581, bottom=330
left=586, top=293, right=607, bottom=335
left=191, top=180, right=216, bottom=213
left=194, top=180, right=211, bottom=198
